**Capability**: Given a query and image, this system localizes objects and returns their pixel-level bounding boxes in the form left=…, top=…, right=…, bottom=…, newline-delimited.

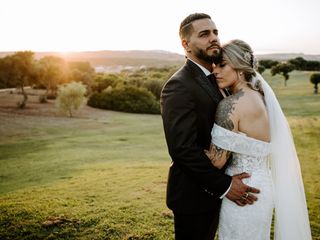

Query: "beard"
left=194, top=47, right=222, bottom=65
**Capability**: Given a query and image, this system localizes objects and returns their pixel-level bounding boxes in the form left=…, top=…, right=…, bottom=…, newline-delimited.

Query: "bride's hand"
left=204, top=144, right=230, bottom=169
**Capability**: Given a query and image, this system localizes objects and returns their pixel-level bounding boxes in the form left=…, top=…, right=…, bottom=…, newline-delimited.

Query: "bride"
left=205, top=39, right=312, bottom=239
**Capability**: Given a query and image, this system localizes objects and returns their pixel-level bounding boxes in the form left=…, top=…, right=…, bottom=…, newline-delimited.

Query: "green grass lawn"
left=0, top=70, right=319, bottom=239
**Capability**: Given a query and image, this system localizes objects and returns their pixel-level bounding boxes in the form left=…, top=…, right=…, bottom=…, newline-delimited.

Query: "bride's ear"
left=238, top=72, right=245, bottom=80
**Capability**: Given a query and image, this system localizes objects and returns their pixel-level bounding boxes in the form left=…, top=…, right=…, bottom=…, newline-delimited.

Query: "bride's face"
left=213, top=59, right=239, bottom=89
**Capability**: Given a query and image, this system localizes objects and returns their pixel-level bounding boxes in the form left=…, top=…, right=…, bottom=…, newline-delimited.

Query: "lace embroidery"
left=211, top=124, right=270, bottom=157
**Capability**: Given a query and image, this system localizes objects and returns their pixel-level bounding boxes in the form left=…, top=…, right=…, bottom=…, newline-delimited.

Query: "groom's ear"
left=182, top=39, right=191, bottom=53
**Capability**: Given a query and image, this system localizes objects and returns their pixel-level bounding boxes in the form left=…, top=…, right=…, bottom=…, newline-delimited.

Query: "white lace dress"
left=211, top=124, right=275, bottom=240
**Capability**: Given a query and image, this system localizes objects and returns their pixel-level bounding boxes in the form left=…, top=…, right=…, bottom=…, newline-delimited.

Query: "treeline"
left=0, top=51, right=95, bottom=108
left=1, top=51, right=319, bottom=114
left=258, top=57, right=320, bottom=89
left=259, top=57, right=320, bottom=71
left=0, top=51, right=178, bottom=113
left=87, top=67, right=177, bottom=114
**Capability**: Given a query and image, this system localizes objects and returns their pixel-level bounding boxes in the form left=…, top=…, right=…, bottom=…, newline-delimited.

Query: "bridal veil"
left=256, top=72, right=312, bottom=239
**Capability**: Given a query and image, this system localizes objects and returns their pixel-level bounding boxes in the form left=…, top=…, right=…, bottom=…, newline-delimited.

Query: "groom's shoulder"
left=169, top=60, right=196, bottom=82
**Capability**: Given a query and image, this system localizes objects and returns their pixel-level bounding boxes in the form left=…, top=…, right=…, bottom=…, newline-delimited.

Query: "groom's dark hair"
left=179, top=13, right=211, bottom=40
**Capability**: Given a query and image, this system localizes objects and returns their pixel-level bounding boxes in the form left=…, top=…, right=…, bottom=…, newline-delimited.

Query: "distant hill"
left=1, top=50, right=320, bottom=72
left=0, top=50, right=185, bottom=72
left=256, top=53, right=320, bottom=61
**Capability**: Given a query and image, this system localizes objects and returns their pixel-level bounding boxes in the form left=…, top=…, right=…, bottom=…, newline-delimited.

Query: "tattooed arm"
left=204, top=144, right=231, bottom=169
left=205, top=91, right=244, bottom=169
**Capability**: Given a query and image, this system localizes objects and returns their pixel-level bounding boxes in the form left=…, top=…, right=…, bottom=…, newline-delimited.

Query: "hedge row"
left=88, top=86, right=160, bottom=114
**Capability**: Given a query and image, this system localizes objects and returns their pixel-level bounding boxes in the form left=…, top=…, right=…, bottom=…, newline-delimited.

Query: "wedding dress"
left=211, top=72, right=312, bottom=240
left=212, top=124, right=274, bottom=239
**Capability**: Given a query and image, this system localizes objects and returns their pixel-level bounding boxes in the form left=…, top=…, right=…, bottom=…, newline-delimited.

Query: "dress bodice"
left=211, top=124, right=271, bottom=174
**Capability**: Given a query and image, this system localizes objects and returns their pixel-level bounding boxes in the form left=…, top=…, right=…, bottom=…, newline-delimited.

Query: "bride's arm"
left=207, top=93, right=241, bottom=169
left=205, top=144, right=231, bottom=169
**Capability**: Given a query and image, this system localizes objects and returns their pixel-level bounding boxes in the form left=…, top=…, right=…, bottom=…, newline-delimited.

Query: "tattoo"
left=215, top=90, right=244, bottom=130
left=214, top=146, right=226, bottom=162
left=205, top=144, right=231, bottom=169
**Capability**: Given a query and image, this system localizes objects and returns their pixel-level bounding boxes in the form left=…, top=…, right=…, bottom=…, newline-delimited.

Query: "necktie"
left=205, top=74, right=223, bottom=100
left=207, top=74, right=218, bottom=89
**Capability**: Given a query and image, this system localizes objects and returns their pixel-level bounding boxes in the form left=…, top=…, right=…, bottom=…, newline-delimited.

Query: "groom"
left=160, top=13, right=260, bottom=239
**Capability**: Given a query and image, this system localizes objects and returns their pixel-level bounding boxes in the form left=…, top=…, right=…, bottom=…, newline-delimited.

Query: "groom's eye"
left=199, top=31, right=209, bottom=37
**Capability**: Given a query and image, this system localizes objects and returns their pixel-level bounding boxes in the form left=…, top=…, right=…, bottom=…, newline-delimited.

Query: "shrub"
left=56, top=82, right=87, bottom=117
left=46, top=93, right=57, bottom=100
left=39, top=95, right=48, bottom=103
left=92, top=73, right=123, bottom=92
left=143, top=79, right=165, bottom=100
left=88, top=85, right=160, bottom=114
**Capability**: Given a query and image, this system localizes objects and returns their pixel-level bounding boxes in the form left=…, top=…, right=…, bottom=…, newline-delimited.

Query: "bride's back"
left=237, top=89, right=270, bottom=142
left=225, top=88, right=270, bottom=142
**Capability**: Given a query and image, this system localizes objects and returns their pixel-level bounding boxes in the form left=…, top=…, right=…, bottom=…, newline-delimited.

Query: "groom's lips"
left=208, top=45, right=220, bottom=50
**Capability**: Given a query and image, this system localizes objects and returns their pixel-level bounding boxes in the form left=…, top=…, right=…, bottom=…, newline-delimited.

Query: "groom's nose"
left=209, top=32, right=219, bottom=43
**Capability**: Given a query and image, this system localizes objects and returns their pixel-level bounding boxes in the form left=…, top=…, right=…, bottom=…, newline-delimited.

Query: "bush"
left=92, top=73, right=124, bottom=92
left=88, top=85, right=160, bottom=114
left=143, top=79, right=165, bottom=100
left=56, top=82, right=87, bottom=117
left=39, top=95, right=48, bottom=103
left=47, top=93, right=57, bottom=100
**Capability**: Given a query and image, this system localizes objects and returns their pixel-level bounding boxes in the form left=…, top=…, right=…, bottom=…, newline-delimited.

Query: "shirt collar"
left=188, top=57, right=211, bottom=76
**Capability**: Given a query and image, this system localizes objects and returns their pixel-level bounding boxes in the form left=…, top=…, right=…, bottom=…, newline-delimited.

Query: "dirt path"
left=0, top=88, right=108, bottom=118
left=0, top=89, right=111, bottom=138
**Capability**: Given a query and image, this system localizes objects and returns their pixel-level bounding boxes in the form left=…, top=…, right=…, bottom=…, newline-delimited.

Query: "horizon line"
left=0, top=49, right=320, bottom=56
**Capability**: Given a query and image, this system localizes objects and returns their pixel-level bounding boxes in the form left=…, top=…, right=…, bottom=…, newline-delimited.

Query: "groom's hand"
left=225, top=172, right=260, bottom=206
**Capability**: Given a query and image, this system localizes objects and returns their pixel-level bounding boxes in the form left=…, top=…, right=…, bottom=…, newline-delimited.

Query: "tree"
left=68, top=61, right=95, bottom=94
left=56, top=82, right=86, bottom=117
left=310, top=73, right=320, bottom=94
left=3, top=51, right=37, bottom=108
left=257, top=65, right=266, bottom=74
left=288, top=57, right=307, bottom=70
left=271, top=62, right=294, bottom=87
left=37, top=56, right=68, bottom=99
left=258, top=59, right=279, bottom=69
left=0, top=57, right=15, bottom=89
left=305, top=61, right=320, bottom=71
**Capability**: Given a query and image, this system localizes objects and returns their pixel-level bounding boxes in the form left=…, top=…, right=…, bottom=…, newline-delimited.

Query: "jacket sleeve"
left=161, top=78, right=232, bottom=198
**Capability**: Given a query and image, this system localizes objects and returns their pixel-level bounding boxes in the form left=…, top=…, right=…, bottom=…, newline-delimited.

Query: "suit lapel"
left=186, top=60, right=223, bottom=104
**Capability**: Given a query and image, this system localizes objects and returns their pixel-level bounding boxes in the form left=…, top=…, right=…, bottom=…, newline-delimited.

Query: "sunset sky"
left=1, top=0, right=319, bottom=55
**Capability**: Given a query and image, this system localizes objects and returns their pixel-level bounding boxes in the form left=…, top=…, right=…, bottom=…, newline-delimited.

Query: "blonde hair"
left=222, top=39, right=263, bottom=94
